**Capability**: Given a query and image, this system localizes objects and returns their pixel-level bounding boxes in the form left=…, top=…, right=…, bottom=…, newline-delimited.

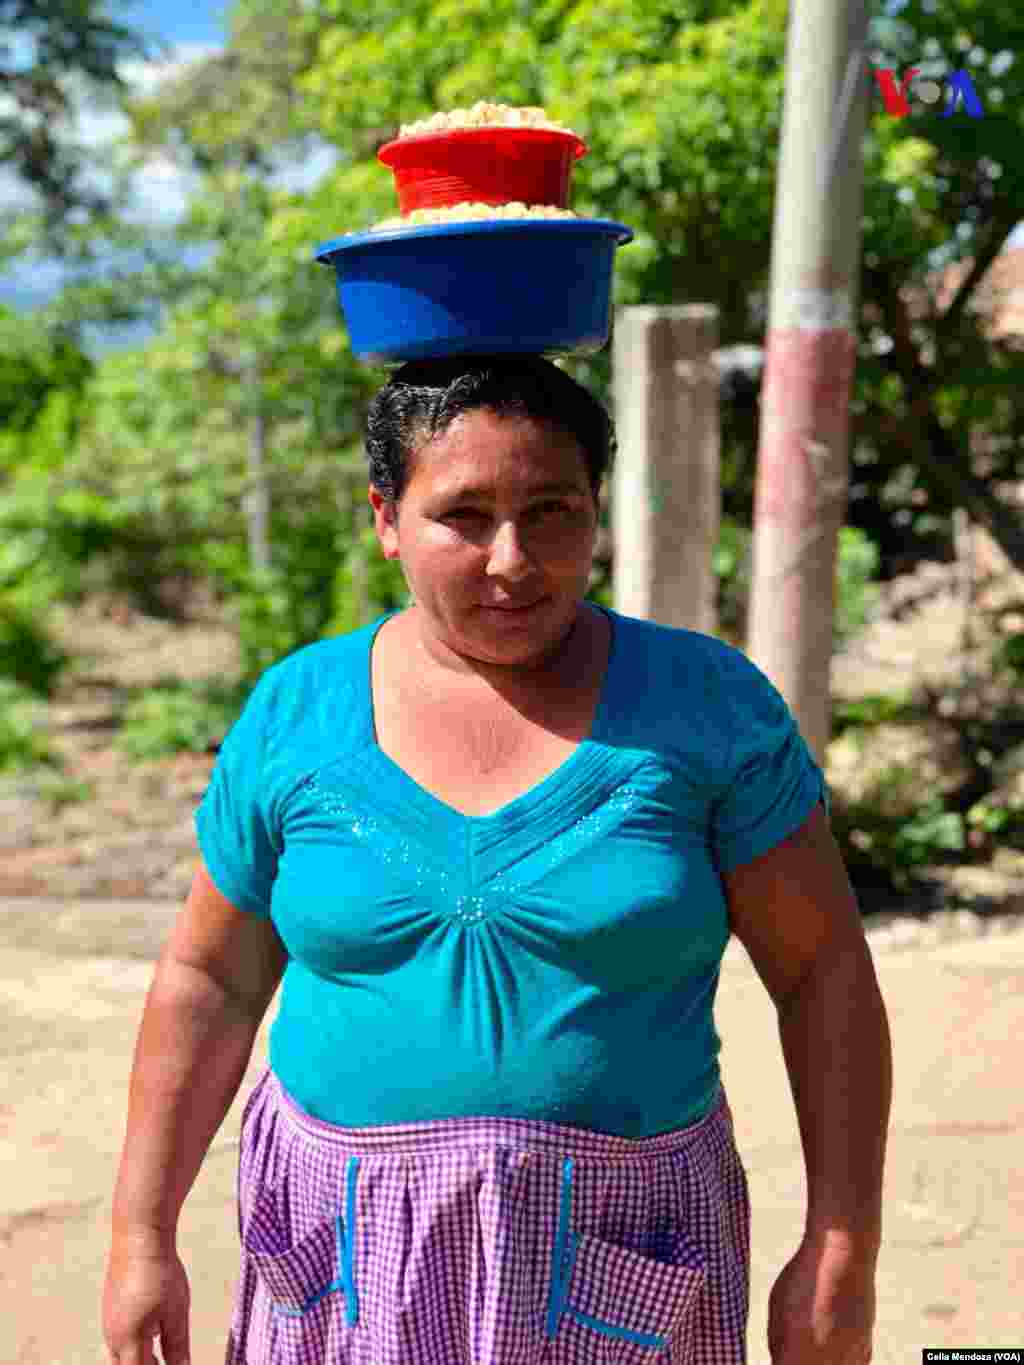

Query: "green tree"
left=292, top=0, right=1024, bottom=568
left=133, top=0, right=1024, bottom=550
left=0, top=0, right=157, bottom=246
left=856, top=1, right=1024, bottom=569
left=0, top=305, right=92, bottom=701
left=127, top=0, right=324, bottom=173
left=46, top=0, right=1024, bottom=631
left=0, top=304, right=92, bottom=471
left=28, top=166, right=394, bottom=679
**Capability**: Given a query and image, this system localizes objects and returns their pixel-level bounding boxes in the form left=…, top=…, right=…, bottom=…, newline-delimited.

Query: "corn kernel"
left=368, top=201, right=579, bottom=232
left=396, top=103, right=574, bottom=139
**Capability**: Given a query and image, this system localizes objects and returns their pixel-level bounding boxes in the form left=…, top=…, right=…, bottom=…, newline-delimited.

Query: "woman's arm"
left=723, top=801, right=892, bottom=1251
left=110, top=960, right=262, bottom=1246
left=723, top=802, right=893, bottom=1362
left=111, top=863, right=287, bottom=1245
left=775, top=927, right=892, bottom=1260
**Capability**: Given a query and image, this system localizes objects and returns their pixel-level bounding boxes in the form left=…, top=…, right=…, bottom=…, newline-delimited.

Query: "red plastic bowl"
left=377, top=126, right=588, bottom=214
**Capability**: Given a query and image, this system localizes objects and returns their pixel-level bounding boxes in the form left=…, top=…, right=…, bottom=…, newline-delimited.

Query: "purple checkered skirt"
left=226, top=1065, right=750, bottom=1364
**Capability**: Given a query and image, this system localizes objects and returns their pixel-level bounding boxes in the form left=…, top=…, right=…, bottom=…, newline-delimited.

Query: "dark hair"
left=364, top=354, right=616, bottom=508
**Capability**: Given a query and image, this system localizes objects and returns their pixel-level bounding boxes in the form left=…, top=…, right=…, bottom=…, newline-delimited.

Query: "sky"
left=0, top=1, right=229, bottom=341
left=0, top=0, right=344, bottom=350
left=2, top=1, right=1023, bottom=354
left=116, top=0, right=230, bottom=50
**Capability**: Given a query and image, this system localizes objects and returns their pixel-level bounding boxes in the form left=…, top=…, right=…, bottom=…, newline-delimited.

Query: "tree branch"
left=863, top=261, right=1024, bottom=573
left=932, top=213, right=1018, bottom=354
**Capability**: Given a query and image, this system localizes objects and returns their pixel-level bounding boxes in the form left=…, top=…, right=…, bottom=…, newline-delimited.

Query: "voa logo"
left=872, top=66, right=985, bottom=118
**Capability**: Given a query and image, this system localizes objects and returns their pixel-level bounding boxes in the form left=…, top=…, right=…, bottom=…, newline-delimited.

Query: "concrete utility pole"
left=745, top=0, right=871, bottom=765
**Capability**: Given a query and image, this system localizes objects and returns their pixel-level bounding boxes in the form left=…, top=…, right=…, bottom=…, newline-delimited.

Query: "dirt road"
left=2, top=897, right=1022, bottom=1365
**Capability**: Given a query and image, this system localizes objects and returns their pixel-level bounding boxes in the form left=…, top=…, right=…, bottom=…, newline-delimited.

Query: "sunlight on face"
left=368, top=407, right=600, bottom=674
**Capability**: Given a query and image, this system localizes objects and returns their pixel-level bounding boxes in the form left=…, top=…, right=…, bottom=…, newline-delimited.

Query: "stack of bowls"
left=314, top=115, right=633, bottom=365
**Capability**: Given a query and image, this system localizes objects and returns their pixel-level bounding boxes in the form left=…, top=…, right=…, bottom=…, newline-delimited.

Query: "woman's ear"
left=368, top=486, right=400, bottom=558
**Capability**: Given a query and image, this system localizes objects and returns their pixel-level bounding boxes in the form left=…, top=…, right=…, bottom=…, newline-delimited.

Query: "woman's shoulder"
left=231, top=627, right=375, bottom=760
left=257, top=617, right=387, bottom=691
left=607, top=605, right=744, bottom=683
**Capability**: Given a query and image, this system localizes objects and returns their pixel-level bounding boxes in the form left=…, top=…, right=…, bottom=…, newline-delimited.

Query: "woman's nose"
left=486, top=520, right=535, bottom=574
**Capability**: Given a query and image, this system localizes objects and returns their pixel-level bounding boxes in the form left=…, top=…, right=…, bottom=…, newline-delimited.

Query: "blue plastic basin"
left=314, top=218, right=634, bottom=366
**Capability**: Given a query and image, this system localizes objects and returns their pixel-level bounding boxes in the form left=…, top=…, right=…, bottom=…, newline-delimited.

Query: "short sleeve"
left=194, top=670, right=282, bottom=918
left=709, top=642, right=832, bottom=876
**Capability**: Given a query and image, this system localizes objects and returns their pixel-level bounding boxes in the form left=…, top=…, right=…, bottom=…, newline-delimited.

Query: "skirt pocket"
left=242, top=1182, right=358, bottom=1325
left=548, top=1225, right=706, bottom=1363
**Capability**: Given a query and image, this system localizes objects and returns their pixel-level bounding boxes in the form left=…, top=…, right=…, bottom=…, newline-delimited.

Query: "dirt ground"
left=2, top=895, right=1023, bottom=1365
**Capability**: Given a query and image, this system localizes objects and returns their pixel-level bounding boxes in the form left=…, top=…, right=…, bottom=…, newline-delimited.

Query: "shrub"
left=0, top=678, right=63, bottom=773
left=115, top=679, right=252, bottom=760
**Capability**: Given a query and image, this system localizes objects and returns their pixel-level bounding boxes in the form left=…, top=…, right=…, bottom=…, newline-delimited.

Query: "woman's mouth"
left=479, top=598, right=548, bottom=617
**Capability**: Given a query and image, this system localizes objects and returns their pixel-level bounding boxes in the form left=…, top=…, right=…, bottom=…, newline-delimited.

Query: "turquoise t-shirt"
left=195, top=603, right=831, bottom=1138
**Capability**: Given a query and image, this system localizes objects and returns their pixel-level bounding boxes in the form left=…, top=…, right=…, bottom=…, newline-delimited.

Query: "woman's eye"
left=448, top=502, right=567, bottom=518
left=443, top=502, right=575, bottom=532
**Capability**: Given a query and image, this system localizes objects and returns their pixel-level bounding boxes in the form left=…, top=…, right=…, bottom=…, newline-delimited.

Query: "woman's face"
left=368, top=406, right=600, bottom=673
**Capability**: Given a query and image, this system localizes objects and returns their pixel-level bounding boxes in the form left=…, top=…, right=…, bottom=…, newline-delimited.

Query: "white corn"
left=397, top=103, right=574, bottom=139
left=370, top=201, right=580, bottom=232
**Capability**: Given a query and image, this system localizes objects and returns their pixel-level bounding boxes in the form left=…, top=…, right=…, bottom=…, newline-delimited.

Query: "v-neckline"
left=364, top=602, right=618, bottom=825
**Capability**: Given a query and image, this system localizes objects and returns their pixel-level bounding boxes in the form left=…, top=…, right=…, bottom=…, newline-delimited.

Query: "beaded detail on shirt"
left=297, top=771, right=642, bottom=929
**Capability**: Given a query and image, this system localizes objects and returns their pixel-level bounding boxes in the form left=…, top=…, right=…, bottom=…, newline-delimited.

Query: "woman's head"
left=364, top=355, right=615, bottom=672
left=364, top=354, right=615, bottom=510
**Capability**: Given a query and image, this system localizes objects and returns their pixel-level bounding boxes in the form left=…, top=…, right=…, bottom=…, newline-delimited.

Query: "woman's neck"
left=406, top=603, right=588, bottom=698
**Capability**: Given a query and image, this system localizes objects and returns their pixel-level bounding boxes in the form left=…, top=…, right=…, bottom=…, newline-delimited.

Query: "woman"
left=104, top=355, right=892, bottom=1365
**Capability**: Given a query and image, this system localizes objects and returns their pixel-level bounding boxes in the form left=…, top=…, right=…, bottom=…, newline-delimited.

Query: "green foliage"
left=47, top=0, right=1024, bottom=581
left=0, top=457, right=165, bottom=623
left=33, top=773, right=95, bottom=810
left=5, top=0, right=1024, bottom=904
left=712, top=519, right=752, bottom=639
left=0, top=678, right=63, bottom=773
left=890, top=795, right=967, bottom=864
left=0, top=597, right=72, bottom=697
left=0, top=0, right=157, bottom=242
left=128, top=0, right=320, bottom=171
left=832, top=791, right=967, bottom=892
left=0, top=456, right=86, bottom=699
left=288, top=0, right=786, bottom=333
left=0, top=307, right=93, bottom=472
left=832, top=693, right=921, bottom=735
left=993, top=630, right=1024, bottom=678
left=326, top=523, right=414, bottom=639
left=834, top=527, right=883, bottom=642
left=115, top=678, right=252, bottom=760
left=966, top=797, right=1024, bottom=838
left=229, top=561, right=337, bottom=684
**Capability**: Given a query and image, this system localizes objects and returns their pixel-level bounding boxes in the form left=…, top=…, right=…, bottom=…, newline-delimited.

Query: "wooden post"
left=611, top=305, right=721, bottom=634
